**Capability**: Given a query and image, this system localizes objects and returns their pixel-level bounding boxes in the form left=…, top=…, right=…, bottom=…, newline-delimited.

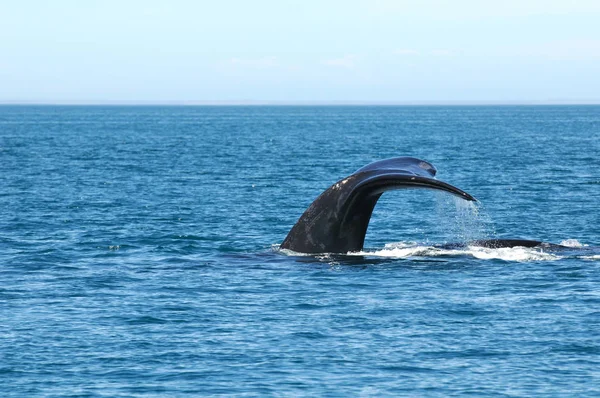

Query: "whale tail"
left=280, top=157, right=475, bottom=254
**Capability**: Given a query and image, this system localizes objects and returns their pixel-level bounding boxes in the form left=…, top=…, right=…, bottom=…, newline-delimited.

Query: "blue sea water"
left=1, top=105, right=599, bottom=396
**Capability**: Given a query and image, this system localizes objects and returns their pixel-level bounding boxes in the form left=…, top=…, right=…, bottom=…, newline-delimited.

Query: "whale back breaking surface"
left=280, top=157, right=476, bottom=254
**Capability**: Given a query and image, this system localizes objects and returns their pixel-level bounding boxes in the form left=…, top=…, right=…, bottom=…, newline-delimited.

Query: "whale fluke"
left=280, top=157, right=476, bottom=254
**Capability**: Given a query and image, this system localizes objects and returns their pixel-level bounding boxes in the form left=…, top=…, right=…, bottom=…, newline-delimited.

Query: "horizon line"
left=1, top=99, right=600, bottom=106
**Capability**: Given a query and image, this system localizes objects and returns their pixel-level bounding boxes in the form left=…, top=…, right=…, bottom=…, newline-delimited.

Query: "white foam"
left=581, top=255, right=600, bottom=261
left=560, top=239, right=587, bottom=248
left=355, top=245, right=443, bottom=258
left=353, top=242, right=560, bottom=262
left=467, top=246, right=559, bottom=262
left=276, top=246, right=314, bottom=256
left=277, top=241, right=596, bottom=262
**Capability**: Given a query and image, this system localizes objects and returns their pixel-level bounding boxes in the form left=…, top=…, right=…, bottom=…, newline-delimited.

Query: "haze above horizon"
left=1, top=0, right=599, bottom=104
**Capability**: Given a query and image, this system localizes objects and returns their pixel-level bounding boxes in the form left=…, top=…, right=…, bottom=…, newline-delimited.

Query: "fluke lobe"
left=280, top=157, right=546, bottom=254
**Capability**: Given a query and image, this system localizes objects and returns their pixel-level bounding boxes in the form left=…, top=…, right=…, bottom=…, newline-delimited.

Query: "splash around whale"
left=280, top=157, right=559, bottom=254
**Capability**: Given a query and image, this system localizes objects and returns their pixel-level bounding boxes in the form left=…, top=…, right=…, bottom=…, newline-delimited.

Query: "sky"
left=1, top=0, right=599, bottom=103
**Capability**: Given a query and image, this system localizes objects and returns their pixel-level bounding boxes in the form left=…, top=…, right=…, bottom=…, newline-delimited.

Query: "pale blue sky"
left=1, top=0, right=599, bottom=103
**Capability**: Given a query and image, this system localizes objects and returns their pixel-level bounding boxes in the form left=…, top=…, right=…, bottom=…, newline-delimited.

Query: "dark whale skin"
left=280, top=157, right=565, bottom=254
left=281, top=157, right=475, bottom=254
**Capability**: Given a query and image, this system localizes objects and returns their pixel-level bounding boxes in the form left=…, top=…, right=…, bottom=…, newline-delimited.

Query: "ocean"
left=1, top=105, right=599, bottom=396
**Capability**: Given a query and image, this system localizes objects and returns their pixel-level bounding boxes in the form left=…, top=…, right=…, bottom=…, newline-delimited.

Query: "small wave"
left=275, top=246, right=315, bottom=257
left=467, top=246, right=559, bottom=262
left=355, top=245, right=443, bottom=258
left=275, top=241, right=600, bottom=262
left=354, top=243, right=560, bottom=262
left=582, top=255, right=600, bottom=261
left=560, top=239, right=587, bottom=248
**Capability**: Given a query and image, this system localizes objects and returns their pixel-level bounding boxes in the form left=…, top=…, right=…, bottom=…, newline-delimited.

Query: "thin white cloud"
left=490, top=39, right=600, bottom=60
left=393, top=49, right=420, bottom=55
left=229, top=56, right=279, bottom=69
left=532, top=39, right=600, bottom=59
left=430, top=49, right=455, bottom=56
left=322, top=55, right=358, bottom=68
left=392, top=49, right=457, bottom=56
left=369, top=0, right=600, bottom=19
